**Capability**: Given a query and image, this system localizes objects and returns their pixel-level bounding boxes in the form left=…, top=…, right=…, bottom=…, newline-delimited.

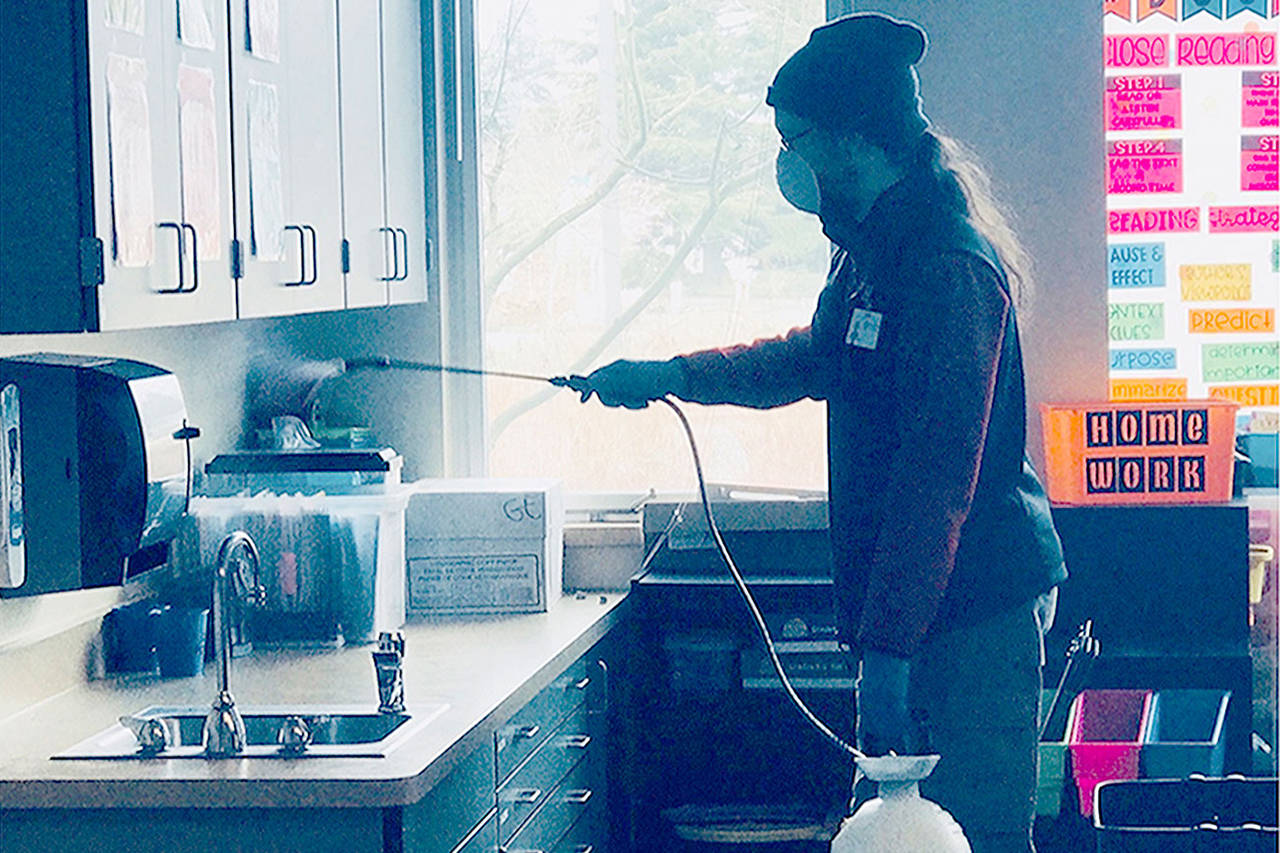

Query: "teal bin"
left=1140, top=689, right=1230, bottom=779
left=1037, top=688, right=1069, bottom=816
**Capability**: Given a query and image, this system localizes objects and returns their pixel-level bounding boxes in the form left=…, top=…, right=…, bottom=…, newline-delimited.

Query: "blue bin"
left=1140, top=690, right=1230, bottom=779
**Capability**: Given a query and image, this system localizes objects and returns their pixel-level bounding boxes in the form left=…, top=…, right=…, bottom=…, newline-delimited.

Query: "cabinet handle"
left=572, top=846, right=594, bottom=853
left=156, top=222, right=186, bottom=293
left=283, top=225, right=307, bottom=286
left=571, top=676, right=591, bottom=691
left=515, top=724, right=540, bottom=740
left=508, top=787, right=541, bottom=804
left=564, top=734, right=591, bottom=749
left=563, top=788, right=593, bottom=805
left=302, top=224, right=318, bottom=285
left=394, top=227, right=409, bottom=281
left=180, top=223, right=199, bottom=292
left=378, top=227, right=399, bottom=281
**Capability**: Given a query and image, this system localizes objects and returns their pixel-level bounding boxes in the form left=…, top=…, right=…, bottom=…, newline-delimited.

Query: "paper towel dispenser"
left=0, top=353, right=190, bottom=595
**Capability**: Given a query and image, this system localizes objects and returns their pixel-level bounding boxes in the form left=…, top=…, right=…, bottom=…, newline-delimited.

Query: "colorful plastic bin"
left=1094, top=777, right=1280, bottom=853
left=1140, top=689, right=1230, bottom=779
left=1037, top=688, right=1069, bottom=816
left=1066, top=688, right=1153, bottom=817
left=1040, top=400, right=1237, bottom=505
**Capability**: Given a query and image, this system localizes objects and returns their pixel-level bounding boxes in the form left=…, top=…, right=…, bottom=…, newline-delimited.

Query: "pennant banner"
left=1184, top=0, right=1224, bottom=17
left=1138, top=0, right=1177, bottom=19
left=1226, top=0, right=1268, bottom=15
left=1106, top=0, right=1134, bottom=19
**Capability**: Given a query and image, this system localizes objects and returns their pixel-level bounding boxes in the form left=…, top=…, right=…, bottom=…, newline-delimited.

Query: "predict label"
left=1106, top=75, right=1182, bottom=130
left=1180, top=263, right=1251, bottom=301
left=1242, top=136, right=1279, bottom=192
left=1110, top=302, right=1166, bottom=341
left=1202, top=341, right=1280, bottom=383
left=1108, top=140, right=1183, bottom=194
left=1109, top=242, right=1166, bottom=288
left=1111, top=348, right=1177, bottom=370
left=1110, top=378, right=1189, bottom=400
left=1188, top=308, right=1276, bottom=333
left=1109, top=206, right=1200, bottom=234
left=1243, top=71, right=1279, bottom=128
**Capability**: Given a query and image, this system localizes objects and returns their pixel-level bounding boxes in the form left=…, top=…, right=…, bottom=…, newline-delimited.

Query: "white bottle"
left=831, top=755, right=971, bottom=853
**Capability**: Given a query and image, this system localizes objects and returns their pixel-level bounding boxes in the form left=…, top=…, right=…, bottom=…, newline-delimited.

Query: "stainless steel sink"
left=52, top=703, right=448, bottom=760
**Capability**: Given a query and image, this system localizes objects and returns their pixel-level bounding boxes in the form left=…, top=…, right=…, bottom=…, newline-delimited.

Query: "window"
left=473, top=0, right=828, bottom=493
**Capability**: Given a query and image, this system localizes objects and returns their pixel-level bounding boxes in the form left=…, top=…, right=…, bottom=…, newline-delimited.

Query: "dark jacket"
left=674, top=171, right=1066, bottom=658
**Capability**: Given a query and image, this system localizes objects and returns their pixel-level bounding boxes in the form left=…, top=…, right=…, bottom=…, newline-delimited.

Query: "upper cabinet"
left=338, top=0, right=429, bottom=309
left=0, top=0, right=429, bottom=334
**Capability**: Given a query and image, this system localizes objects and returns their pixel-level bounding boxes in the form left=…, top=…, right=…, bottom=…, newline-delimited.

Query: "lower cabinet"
left=398, top=637, right=613, bottom=853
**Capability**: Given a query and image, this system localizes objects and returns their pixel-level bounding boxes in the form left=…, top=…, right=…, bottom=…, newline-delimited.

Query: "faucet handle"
left=119, top=715, right=176, bottom=755
left=377, top=631, right=405, bottom=657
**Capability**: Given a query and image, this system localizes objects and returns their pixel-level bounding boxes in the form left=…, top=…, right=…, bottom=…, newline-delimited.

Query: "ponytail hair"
left=907, top=132, right=1034, bottom=311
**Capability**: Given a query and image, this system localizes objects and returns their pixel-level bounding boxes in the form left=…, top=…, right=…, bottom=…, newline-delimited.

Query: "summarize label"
left=1110, top=378, right=1189, bottom=400
left=1208, top=205, right=1279, bottom=233
left=1108, top=140, right=1183, bottom=193
left=1109, top=206, right=1200, bottom=233
left=1106, top=75, right=1182, bottom=130
left=1209, top=383, right=1279, bottom=406
left=1106, top=34, right=1169, bottom=67
left=1188, top=307, right=1276, bottom=333
left=1243, top=71, right=1278, bottom=128
left=1110, top=302, right=1165, bottom=340
left=1242, top=136, right=1279, bottom=192
left=1180, top=263, right=1251, bottom=301
left=1109, top=242, right=1166, bottom=288
left=1111, top=348, right=1177, bottom=370
left=1177, top=32, right=1276, bottom=66
left=1202, top=341, right=1280, bottom=382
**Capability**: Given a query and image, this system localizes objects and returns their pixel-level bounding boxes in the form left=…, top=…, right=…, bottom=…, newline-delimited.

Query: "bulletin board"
left=1104, top=1, right=1278, bottom=416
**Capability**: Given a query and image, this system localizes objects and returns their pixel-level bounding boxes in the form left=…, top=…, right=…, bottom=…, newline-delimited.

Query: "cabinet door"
left=89, top=0, right=236, bottom=330
left=381, top=0, right=429, bottom=305
left=337, top=0, right=392, bottom=308
left=231, top=0, right=345, bottom=319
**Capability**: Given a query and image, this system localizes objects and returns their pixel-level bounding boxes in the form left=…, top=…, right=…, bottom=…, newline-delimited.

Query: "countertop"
left=0, top=592, right=627, bottom=811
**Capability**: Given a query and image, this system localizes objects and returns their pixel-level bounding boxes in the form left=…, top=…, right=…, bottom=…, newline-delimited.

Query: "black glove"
left=577, top=359, right=687, bottom=409
left=855, top=649, right=913, bottom=756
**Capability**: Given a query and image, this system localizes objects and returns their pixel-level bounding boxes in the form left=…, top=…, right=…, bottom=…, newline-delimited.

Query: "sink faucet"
left=203, top=531, right=264, bottom=757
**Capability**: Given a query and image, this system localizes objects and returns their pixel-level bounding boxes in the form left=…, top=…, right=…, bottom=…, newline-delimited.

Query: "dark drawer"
left=498, top=704, right=594, bottom=844
left=550, top=799, right=607, bottom=853
left=502, top=752, right=598, bottom=853
left=497, top=657, right=593, bottom=785
left=455, top=810, right=497, bottom=853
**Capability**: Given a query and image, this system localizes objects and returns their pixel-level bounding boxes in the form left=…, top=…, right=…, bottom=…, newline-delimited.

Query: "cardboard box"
left=404, top=479, right=563, bottom=615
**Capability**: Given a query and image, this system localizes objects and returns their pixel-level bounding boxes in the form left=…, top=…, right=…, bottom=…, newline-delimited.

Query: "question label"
left=1111, top=348, right=1178, bottom=370
left=1179, top=263, right=1251, bottom=301
left=1109, top=242, right=1166, bottom=288
left=1110, top=302, right=1166, bottom=341
left=1243, top=71, right=1278, bottom=128
left=1106, top=75, right=1182, bottom=130
left=1108, top=140, right=1184, bottom=194
left=1209, top=384, right=1279, bottom=407
left=1202, top=342, right=1280, bottom=383
left=1242, top=136, right=1279, bottom=192
left=1110, top=378, right=1189, bottom=400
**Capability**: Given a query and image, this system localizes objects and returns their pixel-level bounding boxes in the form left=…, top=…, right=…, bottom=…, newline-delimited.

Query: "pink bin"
left=1066, top=689, right=1153, bottom=817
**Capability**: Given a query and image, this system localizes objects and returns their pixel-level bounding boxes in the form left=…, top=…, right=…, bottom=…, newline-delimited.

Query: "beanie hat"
left=766, top=13, right=930, bottom=148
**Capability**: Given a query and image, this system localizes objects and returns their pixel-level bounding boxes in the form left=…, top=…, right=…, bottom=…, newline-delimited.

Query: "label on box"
left=408, top=554, right=541, bottom=611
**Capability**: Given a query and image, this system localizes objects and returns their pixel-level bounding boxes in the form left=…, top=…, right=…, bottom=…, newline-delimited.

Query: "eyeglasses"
left=779, top=126, right=814, bottom=152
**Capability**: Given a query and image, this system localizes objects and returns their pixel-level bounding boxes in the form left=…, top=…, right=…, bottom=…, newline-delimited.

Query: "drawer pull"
left=572, top=846, right=594, bottom=853
left=564, top=734, right=592, bottom=749
left=509, top=787, right=542, bottom=804
left=564, top=788, right=593, bottom=805
left=571, top=676, right=591, bottom=691
left=515, top=724, right=541, bottom=740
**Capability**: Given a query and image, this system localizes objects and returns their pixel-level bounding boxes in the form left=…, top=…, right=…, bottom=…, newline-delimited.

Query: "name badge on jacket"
left=846, top=308, right=883, bottom=350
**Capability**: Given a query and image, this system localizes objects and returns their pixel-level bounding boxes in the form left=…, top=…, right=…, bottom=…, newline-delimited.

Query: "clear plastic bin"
left=1140, top=689, right=1230, bottom=779
left=1037, top=688, right=1069, bottom=816
left=1066, top=689, right=1153, bottom=817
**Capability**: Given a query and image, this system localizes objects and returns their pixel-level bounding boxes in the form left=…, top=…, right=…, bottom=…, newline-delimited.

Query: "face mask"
left=775, top=147, right=820, bottom=214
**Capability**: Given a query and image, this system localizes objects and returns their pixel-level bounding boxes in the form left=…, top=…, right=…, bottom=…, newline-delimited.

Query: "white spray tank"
left=831, top=755, right=971, bottom=853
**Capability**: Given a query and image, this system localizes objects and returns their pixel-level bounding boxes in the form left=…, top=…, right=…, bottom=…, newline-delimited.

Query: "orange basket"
left=1040, top=400, right=1238, bottom=505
